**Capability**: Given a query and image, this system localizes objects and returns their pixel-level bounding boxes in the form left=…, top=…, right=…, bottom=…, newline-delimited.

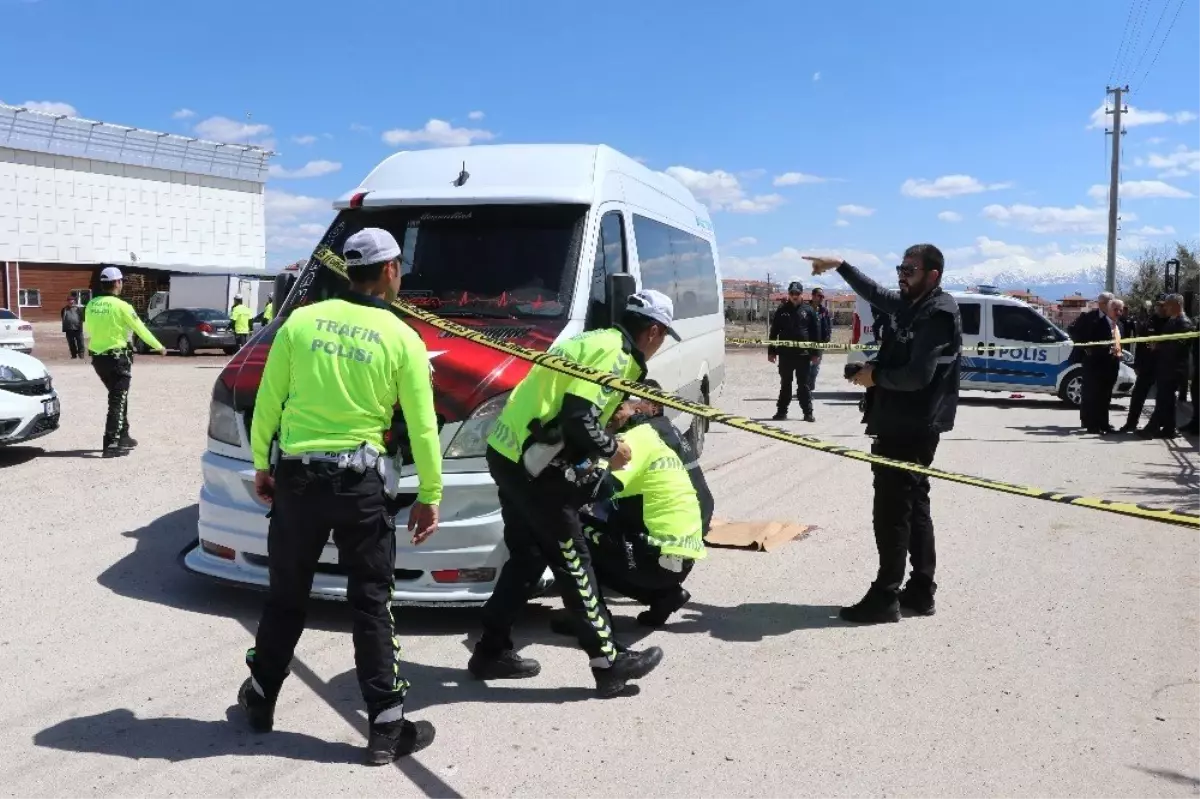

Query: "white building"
left=0, top=104, right=271, bottom=321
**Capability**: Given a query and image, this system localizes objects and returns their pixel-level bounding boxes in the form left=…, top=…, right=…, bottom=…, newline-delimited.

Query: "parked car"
left=135, top=307, right=236, bottom=356
left=847, top=289, right=1136, bottom=406
left=0, top=309, right=34, bottom=354
left=0, top=348, right=60, bottom=446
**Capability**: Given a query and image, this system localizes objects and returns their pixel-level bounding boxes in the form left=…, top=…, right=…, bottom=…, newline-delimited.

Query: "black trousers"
left=1080, top=360, right=1117, bottom=430
left=870, top=434, right=940, bottom=595
left=91, top=351, right=132, bottom=447
left=807, top=355, right=822, bottom=392
left=1145, top=374, right=1180, bottom=434
left=581, top=515, right=693, bottom=607
left=65, top=330, right=84, bottom=359
left=479, top=447, right=618, bottom=664
left=777, top=358, right=813, bottom=415
left=235, top=333, right=249, bottom=349
left=248, top=460, right=406, bottom=719
left=1123, top=369, right=1155, bottom=428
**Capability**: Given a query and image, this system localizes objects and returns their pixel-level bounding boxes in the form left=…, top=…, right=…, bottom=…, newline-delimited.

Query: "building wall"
left=0, top=147, right=266, bottom=271
left=7, top=263, right=168, bottom=322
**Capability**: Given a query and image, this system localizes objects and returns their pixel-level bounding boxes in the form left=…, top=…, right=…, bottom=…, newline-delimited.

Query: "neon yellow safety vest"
left=262, top=302, right=274, bottom=323
left=610, top=421, right=706, bottom=560
left=230, top=304, right=253, bottom=335
left=250, top=295, right=443, bottom=506
left=487, top=327, right=645, bottom=464
left=83, top=295, right=164, bottom=354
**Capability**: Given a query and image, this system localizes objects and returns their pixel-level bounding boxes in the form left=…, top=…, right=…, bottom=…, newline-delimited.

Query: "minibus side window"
left=586, top=211, right=627, bottom=330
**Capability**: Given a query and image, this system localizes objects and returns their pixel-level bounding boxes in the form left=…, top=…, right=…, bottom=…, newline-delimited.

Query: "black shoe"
left=592, top=646, right=664, bottom=698
left=898, top=579, right=936, bottom=616
left=237, top=677, right=276, bottom=733
left=637, top=588, right=691, bottom=628
left=1118, top=424, right=1138, bottom=434
left=101, top=445, right=131, bottom=458
left=803, top=413, right=816, bottom=423
left=366, top=718, right=436, bottom=766
left=839, top=587, right=901, bottom=624
left=467, top=647, right=541, bottom=680
left=119, top=435, right=138, bottom=448
left=1136, top=427, right=1171, bottom=439
left=771, top=411, right=788, bottom=421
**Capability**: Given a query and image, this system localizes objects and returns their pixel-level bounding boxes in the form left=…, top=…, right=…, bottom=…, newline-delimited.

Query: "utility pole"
left=1104, top=86, right=1128, bottom=293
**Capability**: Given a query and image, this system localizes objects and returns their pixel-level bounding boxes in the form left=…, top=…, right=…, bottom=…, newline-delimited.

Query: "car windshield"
left=0, top=309, right=16, bottom=320
left=192, top=308, right=228, bottom=321
left=283, top=204, right=588, bottom=319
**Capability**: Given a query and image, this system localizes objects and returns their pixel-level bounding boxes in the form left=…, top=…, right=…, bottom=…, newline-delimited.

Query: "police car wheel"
left=1059, top=371, right=1083, bottom=406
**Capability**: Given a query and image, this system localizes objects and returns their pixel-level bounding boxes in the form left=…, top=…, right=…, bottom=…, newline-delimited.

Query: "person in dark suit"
left=1068, top=292, right=1120, bottom=434
left=1139, top=294, right=1192, bottom=439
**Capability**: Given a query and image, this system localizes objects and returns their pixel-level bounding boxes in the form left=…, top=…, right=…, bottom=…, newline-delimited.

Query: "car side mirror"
left=607, top=273, right=636, bottom=327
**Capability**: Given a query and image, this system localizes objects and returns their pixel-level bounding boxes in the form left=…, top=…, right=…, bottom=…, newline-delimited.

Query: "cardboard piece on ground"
left=704, top=518, right=815, bottom=552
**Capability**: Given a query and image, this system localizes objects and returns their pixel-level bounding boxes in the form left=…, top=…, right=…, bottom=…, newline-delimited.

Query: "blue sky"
left=2, top=0, right=1197, bottom=291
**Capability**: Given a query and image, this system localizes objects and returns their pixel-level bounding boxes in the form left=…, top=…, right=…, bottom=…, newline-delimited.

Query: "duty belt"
left=280, top=442, right=383, bottom=473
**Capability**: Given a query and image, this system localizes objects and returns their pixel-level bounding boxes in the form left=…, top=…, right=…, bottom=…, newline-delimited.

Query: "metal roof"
left=0, top=104, right=273, bottom=183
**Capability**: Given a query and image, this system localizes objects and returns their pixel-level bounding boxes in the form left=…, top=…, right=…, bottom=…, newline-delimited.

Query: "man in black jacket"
left=768, top=281, right=820, bottom=422
left=1068, top=293, right=1120, bottom=433
left=1139, top=294, right=1192, bottom=439
left=806, top=246, right=961, bottom=624
left=1119, top=296, right=1166, bottom=433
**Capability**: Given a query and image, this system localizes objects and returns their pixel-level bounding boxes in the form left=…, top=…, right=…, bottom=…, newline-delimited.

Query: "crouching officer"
left=807, top=247, right=961, bottom=624
left=83, top=267, right=166, bottom=457
left=240, top=228, right=443, bottom=766
left=566, top=380, right=713, bottom=629
left=469, top=290, right=677, bottom=698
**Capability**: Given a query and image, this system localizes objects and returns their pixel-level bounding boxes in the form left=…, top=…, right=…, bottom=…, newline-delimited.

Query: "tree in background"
left=1121, top=241, right=1199, bottom=315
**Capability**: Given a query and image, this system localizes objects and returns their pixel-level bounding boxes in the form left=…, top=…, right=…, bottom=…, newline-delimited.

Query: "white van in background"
left=186, top=144, right=726, bottom=604
left=848, top=288, right=1136, bottom=406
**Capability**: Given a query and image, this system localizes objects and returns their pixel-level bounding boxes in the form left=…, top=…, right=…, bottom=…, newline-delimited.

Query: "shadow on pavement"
left=1128, top=765, right=1200, bottom=789
left=33, top=707, right=359, bottom=765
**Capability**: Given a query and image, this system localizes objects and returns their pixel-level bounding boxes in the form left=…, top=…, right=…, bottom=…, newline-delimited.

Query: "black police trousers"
left=870, top=434, right=940, bottom=595
left=1123, top=368, right=1156, bottom=429
left=91, top=350, right=133, bottom=448
left=1145, top=374, right=1180, bottom=434
left=777, top=357, right=813, bottom=416
left=248, top=460, right=407, bottom=720
left=479, top=447, right=618, bottom=665
left=582, top=515, right=693, bottom=607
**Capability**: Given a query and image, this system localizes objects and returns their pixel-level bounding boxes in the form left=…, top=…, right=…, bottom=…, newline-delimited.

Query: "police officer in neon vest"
left=469, top=290, right=678, bottom=698
left=576, top=380, right=713, bottom=628
left=262, top=294, right=275, bottom=324
left=240, top=228, right=442, bottom=766
left=83, top=267, right=166, bottom=457
left=230, top=295, right=253, bottom=349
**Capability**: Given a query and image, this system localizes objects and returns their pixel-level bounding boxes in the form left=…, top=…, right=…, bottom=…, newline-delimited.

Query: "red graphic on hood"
left=219, top=314, right=565, bottom=423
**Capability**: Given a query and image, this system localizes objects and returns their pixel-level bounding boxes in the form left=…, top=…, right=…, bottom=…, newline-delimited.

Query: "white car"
left=0, top=349, right=61, bottom=446
left=847, top=289, right=1136, bottom=406
left=0, top=309, right=35, bottom=354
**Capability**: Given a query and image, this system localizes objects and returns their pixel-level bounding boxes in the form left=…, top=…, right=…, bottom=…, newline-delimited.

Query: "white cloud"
left=265, top=189, right=328, bottom=222
left=982, top=203, right=1134, bottom=235
left=940, top=239, right=1124, bottom=288
left=773, top=171, right=833, bottom=186
left=1131, top=224, right=1176, bottom=235
left=728, top=236, right=758, bottom=247
left=901, top=174, right=1012, bottom=199
left=1142, top=145, right=1200, bottom=178
left=467, top=110, right=485, bottom=121
left=194, top=115, right=273, bottom=146
left=350, top=123, right=372, bottom=133
left=837, top=204, right=875, bottom=217
left=382, top=119, right=495, bottom=148
left=20, top=100, right=77, bottom=116
left=268, top=159, right=342, bottom=179
left=1087, top=180, right=1194, bottom=200
left=291, top=134, right=318, bottom=145
left=938, top=210, right=964, bottom=223
left=722, top=246, right=884, bottom=284
left=664, top=166, right=785, bottom=213
left=835, top=219, right=850, bottom=227
left=813, top=72, right=821, bottom=82
left=266, top=190, right=332, bottom=257
left=172, top=108, right=196, bottom=120
left=1087, top=104, right=1199, bottom=130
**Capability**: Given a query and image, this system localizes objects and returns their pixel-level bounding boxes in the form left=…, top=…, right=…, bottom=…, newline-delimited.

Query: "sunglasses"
left=895, top=264, right=924, bottom=277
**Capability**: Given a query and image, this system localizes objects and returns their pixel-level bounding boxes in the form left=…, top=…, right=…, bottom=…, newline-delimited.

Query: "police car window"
left=959, top=303, right=980, bottom=335
left=993, top=304, right=1063, bottom=342
left=284, top=205, right=588, bottom=319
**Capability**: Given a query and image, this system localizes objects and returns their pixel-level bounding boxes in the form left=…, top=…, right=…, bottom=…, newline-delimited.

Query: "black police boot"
left=366, top=715, right=436, bottom=766
left=467, top=644, right=541, bottom=680
left=771, top=410, right=788, bottom=421
left=592, top=646, right=664, bottom=698
left=237, top=677, right=277, bottom=733
left=101, top=444, right=130, bottom=458
left=119, top=434, right=138, bottom=448
left=898, top=576, right=936, bottom=616
left=803, top=412, right=816, bottom=423
left=637, top=587, right=691, bottom=628
left=839, top=585, right=901, bottom=624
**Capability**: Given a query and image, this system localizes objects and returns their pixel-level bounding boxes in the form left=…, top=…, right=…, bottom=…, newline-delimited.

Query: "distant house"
left=1056, top=293, right=1095, bottom=328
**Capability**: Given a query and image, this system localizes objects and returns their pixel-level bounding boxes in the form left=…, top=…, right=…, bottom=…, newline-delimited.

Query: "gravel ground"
left=1, top=348, right=1197, bottom=798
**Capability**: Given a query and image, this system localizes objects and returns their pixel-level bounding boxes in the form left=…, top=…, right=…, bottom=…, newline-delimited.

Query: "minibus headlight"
left=445, top=392, right=511, bottom=459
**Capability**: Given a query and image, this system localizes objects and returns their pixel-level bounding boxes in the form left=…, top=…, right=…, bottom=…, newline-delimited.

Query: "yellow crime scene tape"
left=726, top=331, right=1200, bottom=351
left=310, top=246, right=1198, bottom=529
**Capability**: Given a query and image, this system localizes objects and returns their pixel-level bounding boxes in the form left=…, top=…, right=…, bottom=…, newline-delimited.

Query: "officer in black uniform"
left=768, top=281, right=820, bottom=422
left=1120, top=296, right=1166, bottom=433
left=806, top=246, right=961, bottom=624
left=1139, top=293, right=1192, bottom=439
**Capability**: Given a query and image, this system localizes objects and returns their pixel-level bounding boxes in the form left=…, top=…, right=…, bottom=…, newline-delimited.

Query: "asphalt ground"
left=1, top=348, right=1197, bottom=797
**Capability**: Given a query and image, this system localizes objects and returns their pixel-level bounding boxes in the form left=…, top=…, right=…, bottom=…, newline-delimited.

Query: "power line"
left=1136, top=0, right=1189, bottom=88
left=1128, top=0, right=1173, bottom=80
left=1109, top=0, right=1140, bottom=83
left=1119, top=0, right=1153, bottom=82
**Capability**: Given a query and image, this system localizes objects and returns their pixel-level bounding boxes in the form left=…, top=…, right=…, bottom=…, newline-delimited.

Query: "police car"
left=847, top=288, right=1136, bottom=406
